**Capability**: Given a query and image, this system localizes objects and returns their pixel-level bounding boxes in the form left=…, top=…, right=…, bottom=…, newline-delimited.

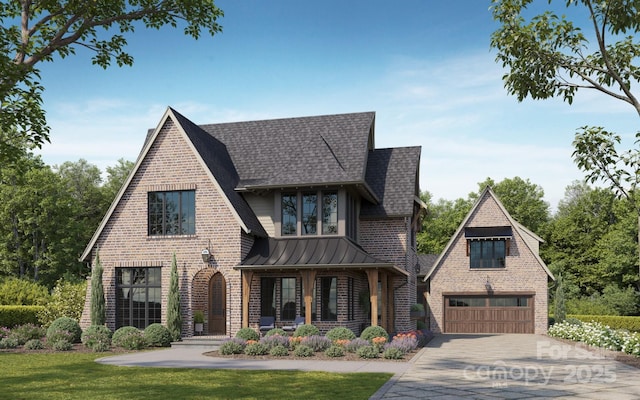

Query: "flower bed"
left=549, top=320, right=640, bottom=357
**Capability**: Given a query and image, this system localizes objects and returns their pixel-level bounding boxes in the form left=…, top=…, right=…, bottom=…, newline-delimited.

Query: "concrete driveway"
left=373, top=334, right=640, bottom=399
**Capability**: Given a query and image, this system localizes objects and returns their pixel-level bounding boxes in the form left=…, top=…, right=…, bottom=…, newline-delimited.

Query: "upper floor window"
left=281, top=191, right=338, bottom=236
left=148, top=190, right=195, bottom=236
left=469, top=239, right=506, bottom=268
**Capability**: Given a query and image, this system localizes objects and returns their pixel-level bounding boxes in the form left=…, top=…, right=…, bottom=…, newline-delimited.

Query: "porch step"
left=171, top=335, right=228, bottom=350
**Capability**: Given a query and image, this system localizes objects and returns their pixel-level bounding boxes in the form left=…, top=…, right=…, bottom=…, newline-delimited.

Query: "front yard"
left=0, top=351, right=391, bottom=400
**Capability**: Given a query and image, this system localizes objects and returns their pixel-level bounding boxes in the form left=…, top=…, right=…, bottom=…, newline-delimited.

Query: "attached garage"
left=444, top=294, right=534, bottom=334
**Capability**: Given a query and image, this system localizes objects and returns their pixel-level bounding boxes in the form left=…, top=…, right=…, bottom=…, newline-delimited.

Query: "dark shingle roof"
left=417, top=254, right=439, bottom=277
left=200, top=112, right=375, bottom=189
left=361, top=146, right=422, bottom=217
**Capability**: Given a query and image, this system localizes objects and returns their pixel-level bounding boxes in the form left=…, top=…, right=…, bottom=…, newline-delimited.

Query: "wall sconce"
left=201, top=240, right=212, bottom=264
left=485, top=276, right=492, bottom=291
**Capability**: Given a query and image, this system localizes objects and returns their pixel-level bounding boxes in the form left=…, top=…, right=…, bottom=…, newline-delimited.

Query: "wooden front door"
left=208, top=273, right=226, bottom=335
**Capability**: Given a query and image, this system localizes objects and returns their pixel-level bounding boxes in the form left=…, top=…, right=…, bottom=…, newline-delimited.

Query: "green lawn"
left=0, top=352, right=391, bottom=399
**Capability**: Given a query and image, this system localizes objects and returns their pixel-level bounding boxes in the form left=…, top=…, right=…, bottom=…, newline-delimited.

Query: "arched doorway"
left=208, top=273, right=226, bottom=335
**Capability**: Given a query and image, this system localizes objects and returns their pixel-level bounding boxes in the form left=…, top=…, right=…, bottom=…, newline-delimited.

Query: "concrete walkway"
left=374, top=334, right=640, bottom=399
left=97, top=334, right=640, bottom=399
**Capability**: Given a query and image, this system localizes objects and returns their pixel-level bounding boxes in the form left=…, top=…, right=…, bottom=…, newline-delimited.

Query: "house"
left=79, top=108, right=425, bottom=337
left=420, top=187, right=554, bottom=334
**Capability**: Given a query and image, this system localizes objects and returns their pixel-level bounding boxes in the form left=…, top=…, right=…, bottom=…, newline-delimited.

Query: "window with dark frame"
left=148, top=190, right=195, bottom=235
left=281, top=190, right=339, bottom=236
left=302, top=193, right=317, bottom=235
left=347, top=277, right=355, bottom=320
left=322, top=192, right=338, bottom=234
left=282, top=194, right=297, bottom=235
left=469, top=239, right=506, bottom=268
left=320, top=277, right=337, bottom=321
left=115, top=267, right=161, bottom=329
left=281, top=277, right=296, bottom=320
left=260, top=277, right=276, bottom=317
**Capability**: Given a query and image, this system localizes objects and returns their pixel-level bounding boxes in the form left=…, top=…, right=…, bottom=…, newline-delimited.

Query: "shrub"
left=37, top=280, right=86, bottom=328
left=46, top=329, right=75, bottom=345
left=360, top=326, right=389, bottom=342
left=90, top=253, right=106, bottom=326
left=46, top=317, right=81, bottom=343
left=219, top=338, right=246, bottom=355
left=264, top=328, right=287, bottom=337
left=568, top=314, right=640, bottom=332
left=301, top=335, right=331, bottom=352
left=0, top=278, right=50, bottom=305
left=81, top=325, right=112, bottom=352
left=345, top=338, right=370, bottom=353
left=325, top=345, right=345, bottom=358
left=269, top=344, right=289, bottom=357
left=9, top=323, right=45, bottom=345
left=0, top=305, right=44, bottom=327
left=565, top=317, right=583, bottom=325
left=144, top=323, right=172, bottom=347
left=288, top=336, right=303, bottom=350
left=0, top=326, right=10, bottom=339
left=389, top=333, right=419, bottom=353
left=51, top=339, right=73, bottom=351
left=260, top=334, right=289, bottom=349
left=293, top=344, right=314, bottom=357
left=0, top=337, right=19, bottom=349
left=112, top=326, right=147, bottom=350
left=293, top=324, right=320, bottom=338
left=382, top=347, right=406, bottom=360
left=244, top=342, right=269, bottom=356
left=325, top=327, right=356, bottom=341
left=166, top=254, right=182, bottom=341
left=24, top=339, right=45, bottom=350
left=356, top=345, right=379, bottom=359
left=236, top=327, right=260, bottom=341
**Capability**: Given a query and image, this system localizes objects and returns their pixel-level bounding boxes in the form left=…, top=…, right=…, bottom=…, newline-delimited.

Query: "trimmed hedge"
left=0, top=305, right=44, bottom=328
left=568, top=314, right=640, bottom=332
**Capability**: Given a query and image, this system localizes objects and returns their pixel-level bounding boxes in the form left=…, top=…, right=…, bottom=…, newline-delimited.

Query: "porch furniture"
left=282, top=316, right=305, bottom=333
left=259, top=316, right=275, bottom=336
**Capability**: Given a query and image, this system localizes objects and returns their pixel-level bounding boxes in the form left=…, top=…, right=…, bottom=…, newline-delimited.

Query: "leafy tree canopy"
left=0, top=0, right=223, bottom=160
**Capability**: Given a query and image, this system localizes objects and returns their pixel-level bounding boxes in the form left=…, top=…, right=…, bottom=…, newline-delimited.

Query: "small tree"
left=554, top=274, right=566, bottom=324
left=90, top=251, right=106, bottom=326
left=166, top=253, right=182, bottom=341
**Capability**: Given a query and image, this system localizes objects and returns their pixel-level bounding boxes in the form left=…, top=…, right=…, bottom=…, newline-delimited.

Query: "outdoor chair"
left=259, top=316, right=275, bottom=336
left=282, top=316, right=305, bottom=333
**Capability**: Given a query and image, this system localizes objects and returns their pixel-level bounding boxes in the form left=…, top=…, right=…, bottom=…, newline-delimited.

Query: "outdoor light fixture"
left=485, top=276, right=492, bottom=291
left=201, top=240, right=212, bottom=264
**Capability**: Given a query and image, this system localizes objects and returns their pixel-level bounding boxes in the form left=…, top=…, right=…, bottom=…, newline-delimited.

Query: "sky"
left=33, top=1, right=639, bottom=210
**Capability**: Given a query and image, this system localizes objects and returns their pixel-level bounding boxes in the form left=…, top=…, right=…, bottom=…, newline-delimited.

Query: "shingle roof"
left=361, top=146, right=422, bottom=217
left=200, top=112, right=376, bottom=189
left=417, top=254, right=439, bottom=277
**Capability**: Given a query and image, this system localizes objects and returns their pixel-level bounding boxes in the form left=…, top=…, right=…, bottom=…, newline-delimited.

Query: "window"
left=302, top=193, right=317, bottom=235
left=260, top=278, right=276, bottom=317
left=281, top=190, right=339, bottom=236
left=282, top=194, right=297, bottom=235
left=469, top=239, right=506, bottom=268
left=281, top=278, right=296, bottom=320
left=448, top=297, right=486, bottom=307
left=116, top=267, right=161, bottom=329
left=148, top=190, right=195, bottom=235
left=322, top=192, right=338, bottom=234
left=321, top=277, right=337, bottom=321
left=347, top=277, right=355, bottom=321
left=490, top=297, right=528, bottom=307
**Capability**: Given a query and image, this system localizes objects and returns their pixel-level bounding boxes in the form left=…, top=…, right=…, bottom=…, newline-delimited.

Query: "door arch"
left=208, top=273, right=226, bottom=335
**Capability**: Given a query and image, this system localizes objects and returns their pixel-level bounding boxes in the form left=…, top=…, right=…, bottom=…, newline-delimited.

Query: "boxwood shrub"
left=46, top=317, right=81, bottom=343
left=325, top=327, right=356, bottom=341
left=293, top=324, right=320, bottom=337
left=360, top=326, right=389, bottom=342
left=144, top=323, right=172, bottom=347
left=112, top=326, right=147, bottom=350
left=235, top=327, right=260, bottom=341
left=0, top=306, right=44, bottom=328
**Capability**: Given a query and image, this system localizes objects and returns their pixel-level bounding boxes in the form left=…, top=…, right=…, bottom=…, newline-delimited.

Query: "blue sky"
left=34, top=1, right=638, bottom=210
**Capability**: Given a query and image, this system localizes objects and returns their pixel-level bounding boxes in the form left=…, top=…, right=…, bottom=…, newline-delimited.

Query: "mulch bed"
left=202, top=349, right=419, bottom=362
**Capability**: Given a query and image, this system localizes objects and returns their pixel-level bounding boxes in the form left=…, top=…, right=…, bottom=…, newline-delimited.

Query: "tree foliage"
left=90, top=251, right=105, bottom=326
left=0, top=0, right=223, bottom=160
left=166, top=253, right=181, bottom=341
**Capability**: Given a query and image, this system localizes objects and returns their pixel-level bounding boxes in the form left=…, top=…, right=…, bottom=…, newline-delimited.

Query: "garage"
left=444, top=295, right=534, bottom=334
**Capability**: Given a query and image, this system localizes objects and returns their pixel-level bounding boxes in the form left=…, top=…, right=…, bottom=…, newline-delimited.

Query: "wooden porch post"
left=366, top=269, right=379, bottom=327
left=241, top=271, right=253, bottom=328
left=302, top=270, right=317, bottom=325
left=380, top=272, right=388, bottom=332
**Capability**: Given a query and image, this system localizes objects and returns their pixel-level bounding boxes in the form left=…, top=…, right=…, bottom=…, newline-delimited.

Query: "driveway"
left=373, top=334, right=640, bottom=399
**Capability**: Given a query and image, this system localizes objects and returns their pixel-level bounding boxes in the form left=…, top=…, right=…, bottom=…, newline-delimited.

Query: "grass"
left=0, top=352, right=392, bottom=399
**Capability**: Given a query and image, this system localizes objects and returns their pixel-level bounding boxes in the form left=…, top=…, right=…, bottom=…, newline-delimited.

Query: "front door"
left=208, top=273, right=226, bottom=335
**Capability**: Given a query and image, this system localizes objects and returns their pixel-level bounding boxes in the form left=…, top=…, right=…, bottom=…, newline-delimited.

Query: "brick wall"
left=426, top=194, right=549, bottom=334
left=80, top=117, right=247, bottom=337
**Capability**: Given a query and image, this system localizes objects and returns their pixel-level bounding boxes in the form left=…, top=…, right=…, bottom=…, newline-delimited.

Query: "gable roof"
left=361, top=146, right=422, bottom=217
left=422, top=186, right=554, bottom=281
left=200, top=111, right=376, bottom=190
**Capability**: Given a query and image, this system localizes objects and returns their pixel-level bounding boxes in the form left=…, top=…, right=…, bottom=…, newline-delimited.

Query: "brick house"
left=79, top=108, right=425, bottom=337
left=420, top=187, right=554, bottom=335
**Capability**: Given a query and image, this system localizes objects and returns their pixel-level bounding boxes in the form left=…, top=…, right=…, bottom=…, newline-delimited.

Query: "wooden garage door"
left=444, top=295, right=534, bottom=333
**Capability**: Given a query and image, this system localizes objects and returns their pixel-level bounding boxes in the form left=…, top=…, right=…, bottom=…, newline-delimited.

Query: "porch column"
left=302, top=270, right=317, bottom=325
left=241, top=271, right=253, bottom=328
left=366, top=269, right=379, bottom=327
left=380, top=272, right=388, bottom=332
